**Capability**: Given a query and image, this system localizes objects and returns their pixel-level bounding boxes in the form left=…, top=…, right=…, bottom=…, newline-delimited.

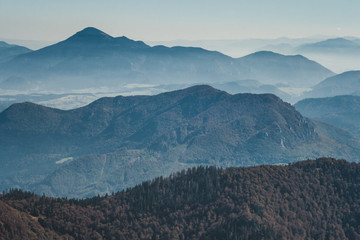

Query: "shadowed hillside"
left=295, top=95, right=360, bottom=138
left=1, top=85, right=360, bottom=198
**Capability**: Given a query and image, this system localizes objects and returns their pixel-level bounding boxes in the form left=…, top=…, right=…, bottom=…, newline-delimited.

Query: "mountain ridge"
left=298, top=37, right=360, bottom=51
left=303, top=70, right=360, bottom=98
left=295, top=95, right=360, bottom=138
left=0, top=40, right=32, bottom=63
left=0, top=27, right=334, bottom=91
left=1, top=85, right=360, bottom=198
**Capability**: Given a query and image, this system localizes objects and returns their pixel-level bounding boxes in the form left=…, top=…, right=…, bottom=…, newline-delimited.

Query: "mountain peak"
left=242, top=51, right=288, bottom=59
left=78, top=27, right=106, bottom=34
left=60, top=27, right=150, bottom=49
left=241, top=51, right=310, bottom=61
left=0, top=41, right=12, bottom=48
left=66, top=27, right=114, bottom=43
left=318, top=38, right=359, bottom=47
left=300, top=38, right=360, bottom=50
left=183, top=84, right=221, bottom=93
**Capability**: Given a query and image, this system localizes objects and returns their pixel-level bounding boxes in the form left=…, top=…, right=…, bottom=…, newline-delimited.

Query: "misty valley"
left=1, top=27, right=360, bottom=239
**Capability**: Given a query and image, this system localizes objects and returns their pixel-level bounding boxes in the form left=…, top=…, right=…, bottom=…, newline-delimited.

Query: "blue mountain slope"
left=303, top=71, right=360, bottom=98
left=0, top=41, right=32, bottom=63
left=0, top=27, right=333, bottom=90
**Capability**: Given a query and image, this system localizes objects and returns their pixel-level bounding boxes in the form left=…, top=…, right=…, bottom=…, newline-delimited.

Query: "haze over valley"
left=1, top=1, right=360, bottom=239
left=1, top=25, right=360, bottom=200
left=0, top=27, right=352, bottom=112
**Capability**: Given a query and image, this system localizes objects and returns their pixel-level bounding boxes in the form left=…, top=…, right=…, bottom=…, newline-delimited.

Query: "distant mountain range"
left=1, top=86, right=360, bottom=198
left=292, top=38, right=360, bottom=72
left=1, top=158, right=360, bottom=239
left=0, top=80, right=292, bottom=113
left=210, top=79, right=292, bottom=101
left=0, top=41, right=32, bottom=63
left=295, top=95, right=360, bottom=138
left=297, top=38, right=360, bottom=54
left=236, top=51, right=333, bottom=87
left=0, top=27, right=333, bottom=92
left=303, top=71, right=360, bottom=98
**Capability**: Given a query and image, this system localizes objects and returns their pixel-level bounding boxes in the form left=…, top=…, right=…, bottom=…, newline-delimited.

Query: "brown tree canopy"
left=1, top=158, right=360, bottom=240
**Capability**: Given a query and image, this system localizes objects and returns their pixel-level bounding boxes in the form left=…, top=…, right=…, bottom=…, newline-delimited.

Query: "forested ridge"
left=2, top=85, right=360, bottom=198
left=1, top=158, right=360, bottom=239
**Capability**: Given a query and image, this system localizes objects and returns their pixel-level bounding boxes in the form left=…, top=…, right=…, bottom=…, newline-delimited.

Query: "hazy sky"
left=1, top=0, right=359, bottom=42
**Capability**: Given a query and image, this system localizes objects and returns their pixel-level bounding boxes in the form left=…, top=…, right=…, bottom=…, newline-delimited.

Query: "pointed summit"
left=66, top=27, right=114, bottom=43
left=61, top=27, right=149, bottom=49
left=77, top=27, right=108, bottom=35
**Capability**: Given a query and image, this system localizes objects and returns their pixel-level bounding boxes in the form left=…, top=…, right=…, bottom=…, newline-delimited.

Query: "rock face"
left=0, top=27, right=333, bottom=91
left=295, top=95, right=360, bottom=138
left=1, top=158, right=360, bottom=239
left=1, top=85, right=360, bottom=198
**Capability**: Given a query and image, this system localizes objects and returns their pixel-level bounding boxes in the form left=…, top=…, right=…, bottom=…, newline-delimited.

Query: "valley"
left=1, top=6, right=360, bottom=237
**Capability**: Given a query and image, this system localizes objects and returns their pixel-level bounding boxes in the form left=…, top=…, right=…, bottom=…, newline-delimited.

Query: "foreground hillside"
left=1, top=158, right=359, bottom=239
left=1, top=85, right=360, bottom=198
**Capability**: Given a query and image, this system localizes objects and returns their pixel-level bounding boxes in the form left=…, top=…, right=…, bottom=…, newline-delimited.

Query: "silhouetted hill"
left=298, top=38, right=360, bottom=54
left=210, top=79, right=292, bottom=102
left=237, top=51, right=333, bottom=87
left=1, top=158, right=360, bottom=239
left=0, top=41, right=32, bottom=63
left=0, top=27, right=333, bottom=91
left=1, top=86, right=360, bottom=198
left=31, top=27, right=150, bottom=56
left=64, top=27, right=149, bottom=48
left=303, top=71, right=360, bottom=98
left=295, top=95, right=360, bottom=138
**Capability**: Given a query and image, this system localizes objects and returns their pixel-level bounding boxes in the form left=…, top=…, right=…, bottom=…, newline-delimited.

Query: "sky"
left=1, top=0, right=360, bottom=43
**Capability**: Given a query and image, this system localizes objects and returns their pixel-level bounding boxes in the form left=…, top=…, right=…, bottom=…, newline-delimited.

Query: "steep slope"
left=0, top=199, right=63, bottom=239
left=236, top=51, right=334, bottom=87
left=1, top=85, right=360, bottom=198
left=0, top=27, right=333, bottom=91
left=303, top=71, right=360, bottom=98
left=295, top=95, right=360, bottom=138
left=1, top=158, right=360, bottom=239
left=0, top=41, right=32, bottom=63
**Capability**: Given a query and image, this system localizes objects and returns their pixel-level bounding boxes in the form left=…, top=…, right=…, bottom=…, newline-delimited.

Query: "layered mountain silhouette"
left=0, top=41, right=32, bottom=63
left=304, top=71, right=360, bottom=98
left=0, top=79, right=292, bottom=113
left=295, top=95, right=360, bottom=138
left=0, top=27, right=333, bottom=91
left=237, top=51, right=333, bottom=87
left=1, top=158, right=360, bottom=239
left=1, top=86, right=360, bottom=198
left=211, top=79, right=292, bottom=101
left=297, top=38, right=360, bottom=54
